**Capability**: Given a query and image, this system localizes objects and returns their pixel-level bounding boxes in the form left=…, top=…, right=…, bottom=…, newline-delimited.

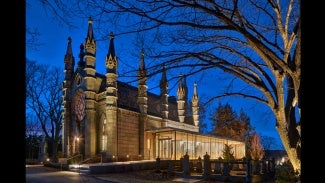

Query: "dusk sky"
left=26, top=0, right=284, bottom=150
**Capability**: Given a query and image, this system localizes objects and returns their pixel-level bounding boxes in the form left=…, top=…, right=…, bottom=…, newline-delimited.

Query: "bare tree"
left=26, top=60, right=63, bottom=159
left=26, top=113, right=42, bottom=137
left=261, top=135, right=277, bottom=150
left=26, top=27, right=43, bottom=51
left=26, top=1, right=43, bottom=51
left=26, top=114, right=43, bottom=159
left=36, top=0, right=301, bottom=175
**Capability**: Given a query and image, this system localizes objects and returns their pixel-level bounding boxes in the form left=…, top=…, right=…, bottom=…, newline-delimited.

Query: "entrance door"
left=158, top=138, right=172, bottom=159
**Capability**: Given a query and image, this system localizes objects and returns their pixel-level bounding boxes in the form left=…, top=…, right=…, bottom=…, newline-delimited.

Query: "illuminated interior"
left=150, top=128, right=245, bottom=160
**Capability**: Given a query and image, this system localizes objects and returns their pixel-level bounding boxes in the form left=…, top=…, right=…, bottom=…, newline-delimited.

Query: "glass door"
left=158, top=138, right=172, bottom=159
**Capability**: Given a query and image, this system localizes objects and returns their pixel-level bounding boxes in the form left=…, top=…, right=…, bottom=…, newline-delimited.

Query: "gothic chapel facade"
left=62, top=18, right=245, bottom=161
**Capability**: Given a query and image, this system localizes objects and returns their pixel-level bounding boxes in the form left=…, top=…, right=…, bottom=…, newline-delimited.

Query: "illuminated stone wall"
left=116, top=109, right=140, bottom=160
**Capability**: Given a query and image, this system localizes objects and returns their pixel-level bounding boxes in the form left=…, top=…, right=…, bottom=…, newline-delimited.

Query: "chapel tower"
left=105, top=32, right=118, bottom=158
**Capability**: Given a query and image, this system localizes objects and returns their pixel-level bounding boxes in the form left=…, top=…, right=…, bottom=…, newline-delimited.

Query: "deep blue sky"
left=26, top=0, right=284, bottom=150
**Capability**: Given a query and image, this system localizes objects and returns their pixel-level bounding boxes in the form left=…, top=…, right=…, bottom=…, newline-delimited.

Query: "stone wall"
left=117, top=109, right=139, bottom=160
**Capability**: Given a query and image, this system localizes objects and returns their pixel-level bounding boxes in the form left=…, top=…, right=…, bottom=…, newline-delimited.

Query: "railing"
left=154, top=155, right=276, bottom=183
left=67, top=154, right=83, bottom=165
left=70, top=154, right=103, bottom=168
left=57, top=158, right=68, bottom=171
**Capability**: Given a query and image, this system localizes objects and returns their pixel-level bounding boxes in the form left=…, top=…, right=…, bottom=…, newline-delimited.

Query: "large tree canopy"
left=35, top=0, right=301, bottom=175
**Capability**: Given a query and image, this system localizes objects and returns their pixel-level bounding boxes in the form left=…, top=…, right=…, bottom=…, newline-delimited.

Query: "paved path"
left=26, top=165, right=233, bottom=183
left=26, top=165, right=116, bottom=183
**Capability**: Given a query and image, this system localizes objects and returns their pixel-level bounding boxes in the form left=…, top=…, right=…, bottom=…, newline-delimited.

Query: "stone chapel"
left=62, top=17, right=245, bottom=161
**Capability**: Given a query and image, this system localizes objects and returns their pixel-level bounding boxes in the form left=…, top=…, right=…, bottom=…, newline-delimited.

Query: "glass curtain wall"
left=154, top=130, right=245, bottom=160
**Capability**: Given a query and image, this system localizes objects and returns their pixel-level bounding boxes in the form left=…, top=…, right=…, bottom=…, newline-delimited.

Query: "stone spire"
left=83, top=17, right=98, bottom=157
left=160, top=64, right=169, bottom=124
left=105, top=32, right=118, bottom=107
left=105, top=32, right=118, bottom=73
left=64, top=37, right=75, bottom=72
left=62, top=37, right=75, bottom=157
left=83, top=17, right=97, bottom=79
left=108, top=32, right=116, bottom=58
left=105, top=32, right=118, bottom=159
left=137, top=49, right=148, bottom=114
left=66, top=37, right=73, bottom=56
left=177, top=73, right=185, bottom=123
left=137, top=49, right=148, bottom=158
left=192, top=82, right=199, bottom=126
left=77, top=44, right=85, bottom=69
left=139, top=49, right=145, bottom=70
left=160, top=64, right=167, bottom=87
left=84, top=17, right=96, bottom=55
left=182, top=74, right=189, bottom=117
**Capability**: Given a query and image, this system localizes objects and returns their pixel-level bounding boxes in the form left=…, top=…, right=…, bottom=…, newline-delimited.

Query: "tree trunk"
left=275, top=112, right=300, bottom=176
left=52, top=141, right=58, bottom=160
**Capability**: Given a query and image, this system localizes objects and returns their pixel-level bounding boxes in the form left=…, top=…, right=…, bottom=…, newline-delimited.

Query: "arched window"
left=102, top=119, right=107, bottom=151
